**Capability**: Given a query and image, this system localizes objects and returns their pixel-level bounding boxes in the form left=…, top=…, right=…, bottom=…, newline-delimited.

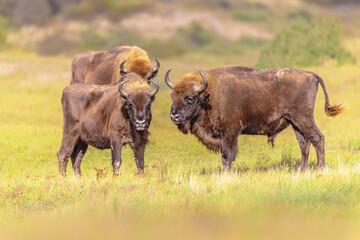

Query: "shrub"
left=177, top=21, right=267, bottom=56
left=230, top=2, right=271, bottom=23
left=64, top=0, right=149, bottom=21
left=256, top=17, right=356, bottom=68
left=0, top=16, right=9, bottom=51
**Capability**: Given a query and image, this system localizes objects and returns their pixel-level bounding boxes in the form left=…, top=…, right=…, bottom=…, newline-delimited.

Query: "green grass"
left=0, top=47, right=360, bottom=239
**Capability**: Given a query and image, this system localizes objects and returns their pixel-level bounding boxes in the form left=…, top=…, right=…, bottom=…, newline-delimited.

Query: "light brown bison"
left=58, top=73, right=159, bottom=177
left=165, top=66, right=344, bottom=171
left=70, top=46, right=160, bottom=85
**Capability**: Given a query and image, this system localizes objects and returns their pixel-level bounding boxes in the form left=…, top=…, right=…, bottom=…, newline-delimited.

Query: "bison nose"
left=135, top=119, right=146, bottom=126
left=170, top=111, right=183, bottom=123
left=171, top=109, right=177, bottom=115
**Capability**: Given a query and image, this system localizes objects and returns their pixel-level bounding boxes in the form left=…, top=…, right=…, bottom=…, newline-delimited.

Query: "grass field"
left=0, top=42, right=360, bottom=239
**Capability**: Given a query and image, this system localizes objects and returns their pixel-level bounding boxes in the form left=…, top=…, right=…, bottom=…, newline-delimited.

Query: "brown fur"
left=70, top=46, right=157, bottom=85
left=168, top=66, right=344, bottom=171
left=58, top=73, right=157, bottom=177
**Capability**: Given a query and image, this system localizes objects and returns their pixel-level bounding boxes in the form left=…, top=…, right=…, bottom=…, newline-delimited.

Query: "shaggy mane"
left=123, top=80, right=150, bottom=92
left=174, top=72, right=213, bottom=94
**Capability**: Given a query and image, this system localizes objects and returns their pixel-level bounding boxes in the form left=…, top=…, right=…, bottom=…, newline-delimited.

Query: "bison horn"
left=120, top=59, right=128, bottom=75
left=118, top=80, right=129, bottom=98
left=164, top=69, right=174, bottom=89
left=195, top=71, right=208, bottom=93
left=149, top=80, right=160, bottom=97
left=153, top=57, right=160, bottom=73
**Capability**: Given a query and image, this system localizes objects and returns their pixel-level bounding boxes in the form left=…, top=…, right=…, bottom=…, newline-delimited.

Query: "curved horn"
left=164, top=69, right=174, bottom=89
left=152, top=57, right=160, bottom=73
left=118, top=80, right=129, bottom=98
left=119, top=59, right=128, bottom=75
left=195, top=71, right=208, bottom=93
left=149, top=80, right=160, bottom=97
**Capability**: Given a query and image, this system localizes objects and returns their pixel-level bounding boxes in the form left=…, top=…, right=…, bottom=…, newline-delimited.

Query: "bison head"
left=119, top=74, right=159, bottom=131
left=165, top=70, right=210, bottom=134
left=120, top=57, right=160, bottom=82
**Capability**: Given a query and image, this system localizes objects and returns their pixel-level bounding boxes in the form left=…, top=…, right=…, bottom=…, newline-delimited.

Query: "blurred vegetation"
left=0, top=15, right=9, bottom=51
left=0, top=0, right=357, bottom=66
left=36, top=21, right=266, bottom=58
left=177, top=21, right=267, bottom=56
left=0, top=0, right=151, bottom=25
left=256, top=17, right=356, bottom=68
left=230, top=2, right=273, bottom=23
left=64, top=0, right=150, bottom=21
left=306, top=0, right=360, bottom=5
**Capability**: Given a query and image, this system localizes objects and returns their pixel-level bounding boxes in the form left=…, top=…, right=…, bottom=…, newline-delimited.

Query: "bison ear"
left=200, top=92, right=210, bottom=104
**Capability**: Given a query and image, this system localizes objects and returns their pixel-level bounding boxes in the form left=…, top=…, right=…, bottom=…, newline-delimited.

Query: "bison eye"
left=185, top=97, right=194, bottom=105
left=127, top=102, right=133, bottom=111
left=146, top=103, right=152, bottom=110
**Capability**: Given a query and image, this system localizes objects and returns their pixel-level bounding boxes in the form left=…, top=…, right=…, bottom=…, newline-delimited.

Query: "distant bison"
left=70, top=46, right=160, bottom=85
left=58, top=73, right=159, bottom=176
left=165, top=66, right=344, bottom=171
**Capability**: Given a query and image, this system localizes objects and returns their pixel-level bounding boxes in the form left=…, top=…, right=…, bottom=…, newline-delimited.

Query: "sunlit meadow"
left=0, top=38, right=359, bottom=239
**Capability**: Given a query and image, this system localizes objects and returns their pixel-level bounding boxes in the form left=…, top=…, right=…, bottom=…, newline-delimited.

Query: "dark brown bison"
left=165, top=66, right=344, bottom=171
left=58, top=73, right=159, bottom=177
left=70, top=46, right=160, bottom=85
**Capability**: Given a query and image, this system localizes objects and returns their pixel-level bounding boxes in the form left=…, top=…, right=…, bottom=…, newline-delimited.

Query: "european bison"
left=70, top=46, right=160, bottom=85
left=58, top=73, right=159, bottom=176
left=165, top=66, right=344, bottom=171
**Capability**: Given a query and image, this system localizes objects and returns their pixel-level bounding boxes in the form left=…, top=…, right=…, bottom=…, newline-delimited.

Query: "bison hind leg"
left=71, top=141, right=88, bottom=177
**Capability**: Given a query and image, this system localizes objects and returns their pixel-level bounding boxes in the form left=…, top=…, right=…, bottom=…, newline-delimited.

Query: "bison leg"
left=293, top=128, right=311, bottom=172
left=110, top=138, right=123, bottom=176
left=290, top=119, right=325, bottom=169
left=221, top=137, right=239, bottom=172
left=57, top=142, right=70, bottom=177
left=71, top=141, right=88, bottom=177
left=57, top=138, right=79, bottom=177
left=310, top=125, right=325, bottom=168
left=133, top=144, right=145, bottom=174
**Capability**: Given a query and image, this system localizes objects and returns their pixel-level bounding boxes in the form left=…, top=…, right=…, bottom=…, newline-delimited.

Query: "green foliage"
left=177, top=21, right=267, bottom=56
left=65, top=0, right=150, bottom=21
left=35, top=21, right=266, bottom=58
left=0, top=16, right=9, bottom=51
left=256, top=17, right=356, bottom=68
left=305, top=0, right=359, bottom=4
left=287, top=10, right=313, bottom=21
left=230, top=2, right=271, bottom=23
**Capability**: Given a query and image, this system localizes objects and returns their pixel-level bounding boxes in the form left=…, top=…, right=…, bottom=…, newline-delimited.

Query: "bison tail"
left=325, top=103, right=346, bottom=117
left=313, top=73, right=346, bottom=117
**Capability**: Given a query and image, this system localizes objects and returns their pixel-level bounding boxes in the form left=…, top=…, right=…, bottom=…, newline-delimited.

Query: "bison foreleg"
left=57, top=148, right=70, bottom=177
left=221, top=137, right=239, bottom=172
left=134, top=144, right=145, bottom=175
left=57, top=136, right=79, bottom=177
left=110, top=138, right=122, bottom=176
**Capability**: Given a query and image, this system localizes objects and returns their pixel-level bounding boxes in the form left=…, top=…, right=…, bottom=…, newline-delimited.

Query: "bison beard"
left=165, top=66, right=345, bottom=172
left=57, top=73, right=159, bottom=177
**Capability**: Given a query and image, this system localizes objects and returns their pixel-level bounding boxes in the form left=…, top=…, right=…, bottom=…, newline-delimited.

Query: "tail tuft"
left=325, top=104, right=346, bottom=117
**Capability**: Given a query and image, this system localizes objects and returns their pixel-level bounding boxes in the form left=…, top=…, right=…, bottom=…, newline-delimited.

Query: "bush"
left=64, top=0, right=150, bottom=21
left=0, top=16, right=9, bottom=51
left=177, top=21, right=267, bottom=56
left=230, top=3, right=271, bottom=23
left=256, top=17, right=356, bottom=68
